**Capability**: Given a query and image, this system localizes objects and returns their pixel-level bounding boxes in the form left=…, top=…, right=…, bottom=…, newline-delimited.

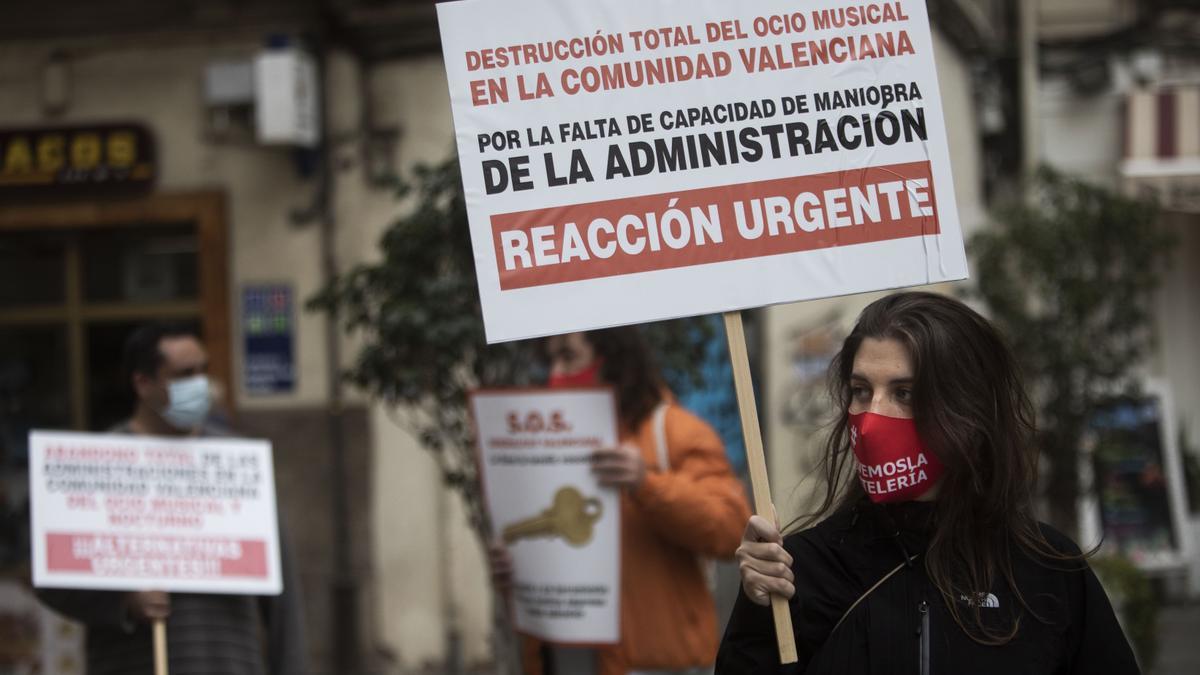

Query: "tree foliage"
left=970, top=168, right=1175, bottom=534
left=310, top=156, right=711, bottom=538
left=1092, top=555, right=1159, bottom=669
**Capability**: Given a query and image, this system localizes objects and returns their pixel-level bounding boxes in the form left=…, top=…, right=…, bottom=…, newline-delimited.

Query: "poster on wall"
left=242, top=284, right=296, bottom=395
left=1083, top=383, right=1193, bottom=571
left=470, top=388, right=621, bottom=644
left=437, top=0, right=968, bottom=343
left=28, top=431, right=283, bottom=595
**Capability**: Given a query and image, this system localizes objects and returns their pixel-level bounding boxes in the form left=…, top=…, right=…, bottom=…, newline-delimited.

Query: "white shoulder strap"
left=649, top=400, right=719, bottom=595
left=651, top=402, right=670, bottom=471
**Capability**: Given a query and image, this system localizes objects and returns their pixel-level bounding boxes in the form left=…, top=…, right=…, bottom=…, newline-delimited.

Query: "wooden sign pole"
left=723, top=311, right=799, bottom=664
left=153, top=618, right=169, bottom=675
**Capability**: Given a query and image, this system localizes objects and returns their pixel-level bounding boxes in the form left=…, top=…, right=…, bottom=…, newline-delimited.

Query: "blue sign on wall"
left=242, top=284, right=295, bottom=395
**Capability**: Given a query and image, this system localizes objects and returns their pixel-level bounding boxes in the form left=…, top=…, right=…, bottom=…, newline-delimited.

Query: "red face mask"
left=547, top=360, right=603, bottom=388
left=849, top=412, right=945, bottom=503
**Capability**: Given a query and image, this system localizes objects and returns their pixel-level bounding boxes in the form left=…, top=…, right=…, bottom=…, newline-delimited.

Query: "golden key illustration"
left=503, top=486, right=603, bottom=546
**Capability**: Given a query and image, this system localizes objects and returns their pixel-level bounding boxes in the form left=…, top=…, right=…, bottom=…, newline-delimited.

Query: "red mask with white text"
left=547, top=360, right=603, bottom=388
left=849, top=412, right=945, bottom=503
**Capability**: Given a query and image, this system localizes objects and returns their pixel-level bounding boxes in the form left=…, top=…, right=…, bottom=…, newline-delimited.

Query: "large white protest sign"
left=471, top=389, right=621, bottom=644
left=29, top=431, right=283, bottom=595
left=437, top=0, right=968, bottom=343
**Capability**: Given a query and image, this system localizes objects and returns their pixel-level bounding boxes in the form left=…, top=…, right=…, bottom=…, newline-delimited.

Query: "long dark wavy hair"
left=541, top=327, right=666, bottom=432
left=589, top=327, right=667, bottom=432
left=794, top=291, right=1081, bottom=644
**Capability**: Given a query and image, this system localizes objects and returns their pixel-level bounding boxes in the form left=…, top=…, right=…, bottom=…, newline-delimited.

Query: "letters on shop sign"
left=0, top=123, right=156, bottom=196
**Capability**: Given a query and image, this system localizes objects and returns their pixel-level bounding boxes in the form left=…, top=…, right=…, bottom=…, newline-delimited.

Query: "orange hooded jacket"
left=521, top=402, right=751, bottom=675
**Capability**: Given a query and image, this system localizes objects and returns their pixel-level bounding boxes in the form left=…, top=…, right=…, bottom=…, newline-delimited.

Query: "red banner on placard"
left=46, top=533, right=268, bottom=579
left=490, top=160, right=938, bottom=290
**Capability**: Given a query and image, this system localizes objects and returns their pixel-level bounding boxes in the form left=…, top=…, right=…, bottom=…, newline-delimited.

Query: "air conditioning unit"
left=254, top=49, right=320, bottom=148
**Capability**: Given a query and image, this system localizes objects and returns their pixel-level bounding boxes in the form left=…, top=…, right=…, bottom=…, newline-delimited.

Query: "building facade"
left=0, top=3, right=490, bottom=672
left=1035, top=0, right=1200, bottom=594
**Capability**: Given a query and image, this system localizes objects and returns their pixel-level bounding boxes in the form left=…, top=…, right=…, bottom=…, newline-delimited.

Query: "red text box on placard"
left=46, top=533, right=268, bottom=579
left=490, top=160, right=939, bottom=290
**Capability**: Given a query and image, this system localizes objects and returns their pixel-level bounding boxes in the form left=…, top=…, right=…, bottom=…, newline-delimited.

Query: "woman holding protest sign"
left=716, top=292, right=1139, bottom=675
left=490, top=326, right=751, bottom=675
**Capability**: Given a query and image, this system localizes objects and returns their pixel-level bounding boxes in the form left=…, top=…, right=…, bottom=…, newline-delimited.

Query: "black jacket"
left=716, top=500, right=1139, bottom=675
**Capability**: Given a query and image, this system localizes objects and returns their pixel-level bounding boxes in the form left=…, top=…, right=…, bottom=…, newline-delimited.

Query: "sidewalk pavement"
left=1151, top=602, right=1200, bottom=675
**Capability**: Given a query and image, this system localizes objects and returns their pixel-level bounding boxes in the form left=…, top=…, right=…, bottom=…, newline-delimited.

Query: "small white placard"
left=472, top=388, right=621, bottom=644
left=29, top=431, right=283, bottom=595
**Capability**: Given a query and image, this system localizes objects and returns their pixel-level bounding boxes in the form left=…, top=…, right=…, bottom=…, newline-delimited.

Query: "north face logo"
left=959, top=592, right=1000, bottom=608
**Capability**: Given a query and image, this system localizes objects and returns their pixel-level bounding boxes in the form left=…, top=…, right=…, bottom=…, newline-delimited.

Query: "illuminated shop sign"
left=0, top=123, right=156, bottom=198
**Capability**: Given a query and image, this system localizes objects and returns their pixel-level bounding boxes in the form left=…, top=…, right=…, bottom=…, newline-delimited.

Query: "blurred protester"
left=491, top=326, right=751, bottom=675
left=38, top=323, right=307, bottom=675
left=717, top=292, right=1138, bottom=674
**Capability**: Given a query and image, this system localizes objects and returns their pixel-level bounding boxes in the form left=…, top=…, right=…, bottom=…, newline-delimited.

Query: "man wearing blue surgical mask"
left=126, top=324, right=214, bottom=436
left=38, top=323, right=307, bottom=675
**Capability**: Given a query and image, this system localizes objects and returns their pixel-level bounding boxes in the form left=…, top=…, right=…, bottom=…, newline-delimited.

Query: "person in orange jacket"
left=491, top=326, right=752, bottom=675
